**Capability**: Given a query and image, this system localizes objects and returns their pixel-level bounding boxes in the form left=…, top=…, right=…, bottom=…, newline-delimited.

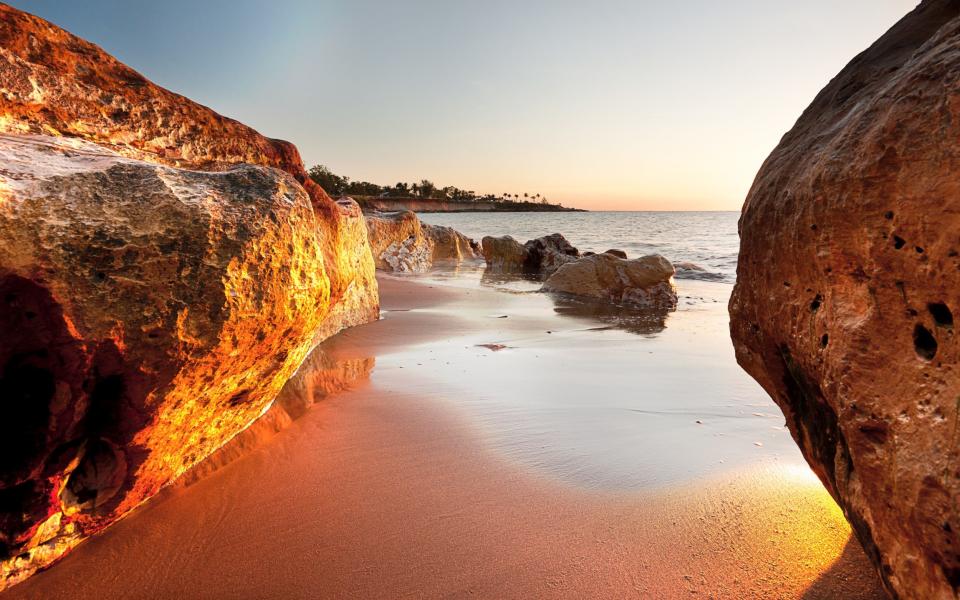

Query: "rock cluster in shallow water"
left=481, top=233, right=677, bottom=308
left=730, top=1, right=960, bottom=597
left=481, top=232, right=581, bottom=276
left=543, top=253, right=677, bottom=310
left=0, top=4, right=378, bottom=588
left=365, top=210, right=480, bottom=273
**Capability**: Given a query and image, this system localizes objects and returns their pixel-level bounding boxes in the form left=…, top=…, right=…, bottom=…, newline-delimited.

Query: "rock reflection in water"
left=479, top=268, right=543, bottom=293
left=546, top=292, right=671, bottom=335
left=177, top=343, right=374, bottom=487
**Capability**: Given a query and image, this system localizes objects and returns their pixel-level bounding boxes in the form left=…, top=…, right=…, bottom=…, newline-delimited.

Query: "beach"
left=4, top=274, right=884, bottom=599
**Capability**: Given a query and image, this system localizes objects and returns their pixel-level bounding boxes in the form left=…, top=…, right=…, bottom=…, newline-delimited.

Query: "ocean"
left=419, top=210, right=741, bottom=283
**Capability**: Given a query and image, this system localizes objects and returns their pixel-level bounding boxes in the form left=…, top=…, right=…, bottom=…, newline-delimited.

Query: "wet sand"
left=3, top=275, right=885, bottom=599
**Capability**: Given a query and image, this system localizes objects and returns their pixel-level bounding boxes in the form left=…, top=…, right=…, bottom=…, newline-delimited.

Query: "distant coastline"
left=308, top=164, right=583, bottom=212
left=351, top=196, right=586, bottom=213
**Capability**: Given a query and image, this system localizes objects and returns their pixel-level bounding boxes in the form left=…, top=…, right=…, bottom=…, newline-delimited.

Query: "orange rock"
left=0, top=5, right=378, bottom=588
left=730, top=1, right=960, bottom=597
left=0, top=3, right=368, bottom=309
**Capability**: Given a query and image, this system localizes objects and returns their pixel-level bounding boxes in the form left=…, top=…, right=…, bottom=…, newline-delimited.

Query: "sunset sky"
left=13, top=0, right=918, bottom=210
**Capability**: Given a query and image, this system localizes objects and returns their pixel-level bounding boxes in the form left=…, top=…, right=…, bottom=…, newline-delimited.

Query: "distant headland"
left=308, top=165, right=584, bottom=212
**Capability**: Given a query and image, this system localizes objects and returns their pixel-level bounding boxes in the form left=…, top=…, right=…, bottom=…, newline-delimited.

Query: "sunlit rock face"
left=543, top=253, right=677, bottom=309
left=0, top=3, right=375, bottom=314
left=0, top=4, right=378, bottom=589
left=730, top=1, right=960, bottom=598
left=365, top=210, right=479, bottom=272
left=0, top=134, right=342, bottom=585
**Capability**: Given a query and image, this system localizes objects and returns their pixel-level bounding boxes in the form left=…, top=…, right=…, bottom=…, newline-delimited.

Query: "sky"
left=11, top=0, right=919, bottom=210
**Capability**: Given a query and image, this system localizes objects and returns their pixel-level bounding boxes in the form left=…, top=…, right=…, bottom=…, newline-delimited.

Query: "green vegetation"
left=308, top=165, right=576, bottom=210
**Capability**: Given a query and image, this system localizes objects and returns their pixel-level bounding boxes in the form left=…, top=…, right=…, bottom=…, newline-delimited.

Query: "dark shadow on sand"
left=801, top=537, right=887, bottom=600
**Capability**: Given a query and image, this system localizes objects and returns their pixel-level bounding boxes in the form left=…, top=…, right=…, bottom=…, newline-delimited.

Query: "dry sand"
left=3, top=276, right=885, bottom=599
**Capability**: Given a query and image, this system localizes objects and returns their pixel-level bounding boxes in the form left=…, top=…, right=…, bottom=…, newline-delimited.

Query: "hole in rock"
left=914, top=324, right=938, bottom=361
left=929, top=303, right=954, bottom=328
left=60, top=438, right=127, bottom=513
left=810, top=294, right=823, bottom=312
left=228, top=389, right=252, bottom=407
left=884, top=211, right=894, bottom=220
left=945, top=565, right=960, bottom=590
left=0, top=362, right=53, bottom=482
left=820, top=334, right=829, bottom=348
left=85, top=374, right=125, bottom=435
left=0, top=275, right=86, bottom=486
left=893, top=236, right=906, bottom=250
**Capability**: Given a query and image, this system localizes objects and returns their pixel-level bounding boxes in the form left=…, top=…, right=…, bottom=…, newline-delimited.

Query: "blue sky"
left=10, top=0, right=919, bottom=209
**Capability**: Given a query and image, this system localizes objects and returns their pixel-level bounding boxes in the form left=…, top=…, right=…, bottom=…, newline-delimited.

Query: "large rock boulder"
left=543, top=253, right=677, bottom=309
left=366, top=211, right=432, bottom=272
left=365, top=210, right=479, bottom=272
left=481, top=235, right=528, bottom=272
left=0, top=5, right=378, bottom=588
left=426, top=223, right=482, bottom=262
left=730, top=2, right=960, bottom=598
left=481, top=233, right=580, bottom=276
left=0, top=4, right=376, bottom=321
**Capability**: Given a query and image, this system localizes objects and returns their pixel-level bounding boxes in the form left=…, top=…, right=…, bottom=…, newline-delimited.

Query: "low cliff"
left=0, top=4, right=378, bottom=588
left=356, top=197, right=583, bottom=213
left=730, top=1, right=960, bottom=598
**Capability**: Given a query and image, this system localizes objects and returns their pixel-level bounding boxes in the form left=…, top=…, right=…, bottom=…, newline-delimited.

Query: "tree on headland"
left=417, top=179, right=436, bottom=199
left=308, top=164, right=349, bottom=195
left=307, top=164, right=571, bottom=210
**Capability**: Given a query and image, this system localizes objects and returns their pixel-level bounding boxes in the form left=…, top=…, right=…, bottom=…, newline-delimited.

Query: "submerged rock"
left=730, top=2, right=960, bottom=597
left=0, top=4, right=378, bottom=588
left=365, top=210, right=479, bottom=272
left=543, top=253, right=677, bottom=309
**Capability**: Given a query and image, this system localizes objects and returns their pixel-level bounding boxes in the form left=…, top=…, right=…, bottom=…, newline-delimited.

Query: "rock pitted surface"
left=543, top=253, right=677, bottom=309
left=365, top=210, right=479, bottom=273
left=0, top=3, right=376, bottom=319
left=0, top=4, right=378, bottom=588
left=730, top=2, right=960, bottom=598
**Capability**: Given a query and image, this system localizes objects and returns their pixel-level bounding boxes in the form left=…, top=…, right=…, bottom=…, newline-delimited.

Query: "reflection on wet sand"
left=177, top=340, right=375, bottom=488
left=1, top=275, right=886, bottom=599
left=546, top=292, right=670, bottom=335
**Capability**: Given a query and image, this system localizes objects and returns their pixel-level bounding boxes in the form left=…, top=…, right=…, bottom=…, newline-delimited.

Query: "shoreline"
left=3, top=275, right=884, bottom=599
